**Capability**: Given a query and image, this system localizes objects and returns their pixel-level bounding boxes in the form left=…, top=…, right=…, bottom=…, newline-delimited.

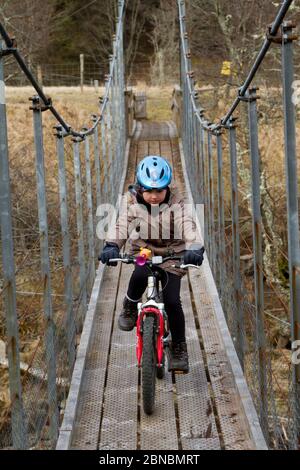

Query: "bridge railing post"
left=83, top=134, right=96, bottom=293
left=119, top=4, right=126, bottom=157
left=31, top=95, right=59, bottom=446
left=73, top=139, right=88, bottom=327
left=192, top=110, right=199, bottom=197
left=100, top=112, right=108, bottom=204
left=107, top=61, right=114, bottom=204
left=125, top=89, right=134, bottom=138
left=246, top=87, right=269, bottom=439
left=115, top=32, right=123, bottom=186
left=193, top=111, right=198, bottom=198
left=281, top=20, right=300, bottom=447
left=92, top=118, right=103, bottom=256
left=110, top=51, right=117, bottom=195
left=0, top=40, right=27, bottom=449
left=207, top=131, right=213, bottom=266
left=216, top=131, right=226, bottom=307
left=92, top=117, right=102, bottom=210
left=199, top=120, right=205, bottom=205
left=56, top=126, right=76, bottom=375
left=227, top=116, right=245, bottom=369
left=203, top=130, right=209, bottom=253
left=209, top=132, right=217, bottom=278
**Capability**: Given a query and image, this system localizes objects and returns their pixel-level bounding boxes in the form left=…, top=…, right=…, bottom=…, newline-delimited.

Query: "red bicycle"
left=110, top=251, right=200, bottom=415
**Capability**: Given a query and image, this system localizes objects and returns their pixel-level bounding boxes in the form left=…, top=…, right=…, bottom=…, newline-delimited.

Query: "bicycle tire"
left=142, top=316, right=156, bottom=415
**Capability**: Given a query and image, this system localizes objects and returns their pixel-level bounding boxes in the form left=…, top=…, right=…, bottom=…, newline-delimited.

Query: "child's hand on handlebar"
left=99, top=243, right=120, bottom=266
left=183, top=246, right=205, bottom=266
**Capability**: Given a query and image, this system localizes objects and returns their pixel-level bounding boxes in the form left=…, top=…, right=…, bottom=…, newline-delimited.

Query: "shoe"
left=167, top=341, right=189, bottom=374
left=118, top=297, right=138, bottom=331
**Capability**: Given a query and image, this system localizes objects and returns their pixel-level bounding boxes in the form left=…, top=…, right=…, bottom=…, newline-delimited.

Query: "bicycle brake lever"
left=171, top=264, right=201, bottom=269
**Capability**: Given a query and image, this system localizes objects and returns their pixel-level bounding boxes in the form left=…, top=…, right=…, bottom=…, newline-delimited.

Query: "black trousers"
left=126, top=265, right=186, bottom=343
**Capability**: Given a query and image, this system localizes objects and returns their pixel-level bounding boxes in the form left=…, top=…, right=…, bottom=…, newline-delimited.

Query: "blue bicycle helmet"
left=136, top=156, right=172, bottom=190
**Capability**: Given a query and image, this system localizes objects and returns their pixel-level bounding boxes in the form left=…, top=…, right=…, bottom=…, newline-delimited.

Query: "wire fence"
left=177, top=0, right=300, bottom=450
left=0, top=0, right=130, bottom=449
left=3, top=59, right=153, bottom=88
left=4, top=61, right=106, bottom=87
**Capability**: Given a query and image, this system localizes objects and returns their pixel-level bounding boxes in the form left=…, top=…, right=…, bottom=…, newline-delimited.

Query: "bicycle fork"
left=136, top=307, right=165, bottom=368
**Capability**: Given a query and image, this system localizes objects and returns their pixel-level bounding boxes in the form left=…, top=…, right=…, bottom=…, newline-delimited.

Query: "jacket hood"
left=128, top=184, right=175, bottom=213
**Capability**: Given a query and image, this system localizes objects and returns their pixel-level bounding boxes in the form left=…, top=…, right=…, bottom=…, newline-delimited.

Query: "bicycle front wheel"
left=142, top=316, right=156, bottom=415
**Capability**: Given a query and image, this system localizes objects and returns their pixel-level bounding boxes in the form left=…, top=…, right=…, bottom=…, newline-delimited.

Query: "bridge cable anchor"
left=29, top=95, right=52, bottom=112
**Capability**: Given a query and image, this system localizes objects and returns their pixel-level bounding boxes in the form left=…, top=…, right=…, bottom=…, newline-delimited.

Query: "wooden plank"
left=70, top=265, right=121, bottom=449
left=189, top=269, right=254, bottom=449
left=98, top=264, right=139, bottom=450
left=175, top=277, right=221, bottom=450
left=140, top=371, right=178, bottom=450
left=148, top=141, right=160, bottom=155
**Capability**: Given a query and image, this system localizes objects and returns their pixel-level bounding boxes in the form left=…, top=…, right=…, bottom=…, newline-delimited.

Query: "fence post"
left=80, top=54, right=84, bottom=92
left=281, top=21, right=300, bottom=446
left=73, top=139, right=87, bottom=326
left=246, top=87, right=269, bottom=439
left=0, top=41, right=27, bottom=450
left=56, top=126, right=76, bottom=374
left=31, top=95, right=59, bottom=446
left=37, top=65, right=43, bottom=88
left=228, top=116, right=244, bottom=369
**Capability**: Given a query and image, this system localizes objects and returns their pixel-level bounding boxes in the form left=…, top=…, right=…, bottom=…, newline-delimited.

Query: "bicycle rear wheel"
left=142, top=316, right=156, bottom=415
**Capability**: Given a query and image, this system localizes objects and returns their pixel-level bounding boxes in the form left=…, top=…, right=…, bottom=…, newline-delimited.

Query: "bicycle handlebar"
left=172, top=264, right=201, bottom=270
left=108, top=255, right=201, bottom=270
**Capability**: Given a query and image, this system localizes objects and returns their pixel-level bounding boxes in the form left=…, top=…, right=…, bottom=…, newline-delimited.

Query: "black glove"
left=99, top=243, right=120, bottom=267
left=184, top=246, right=205, bottom=266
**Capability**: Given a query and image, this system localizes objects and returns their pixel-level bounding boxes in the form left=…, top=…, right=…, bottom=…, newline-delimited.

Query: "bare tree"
left=147, top=0, right=179, bottom=85
left=0, top=0, right=54, bottom=62
left=124, top=0, right=147, bottom=83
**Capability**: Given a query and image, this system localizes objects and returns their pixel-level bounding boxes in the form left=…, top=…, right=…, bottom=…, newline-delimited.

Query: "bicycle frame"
left=136, top=272, right=166, bottom=369
left=106, top=253, right=202, bottom=371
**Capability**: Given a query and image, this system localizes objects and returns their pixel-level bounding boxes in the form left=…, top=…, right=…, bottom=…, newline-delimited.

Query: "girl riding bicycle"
left=99, top=156, right=204, bottom=373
